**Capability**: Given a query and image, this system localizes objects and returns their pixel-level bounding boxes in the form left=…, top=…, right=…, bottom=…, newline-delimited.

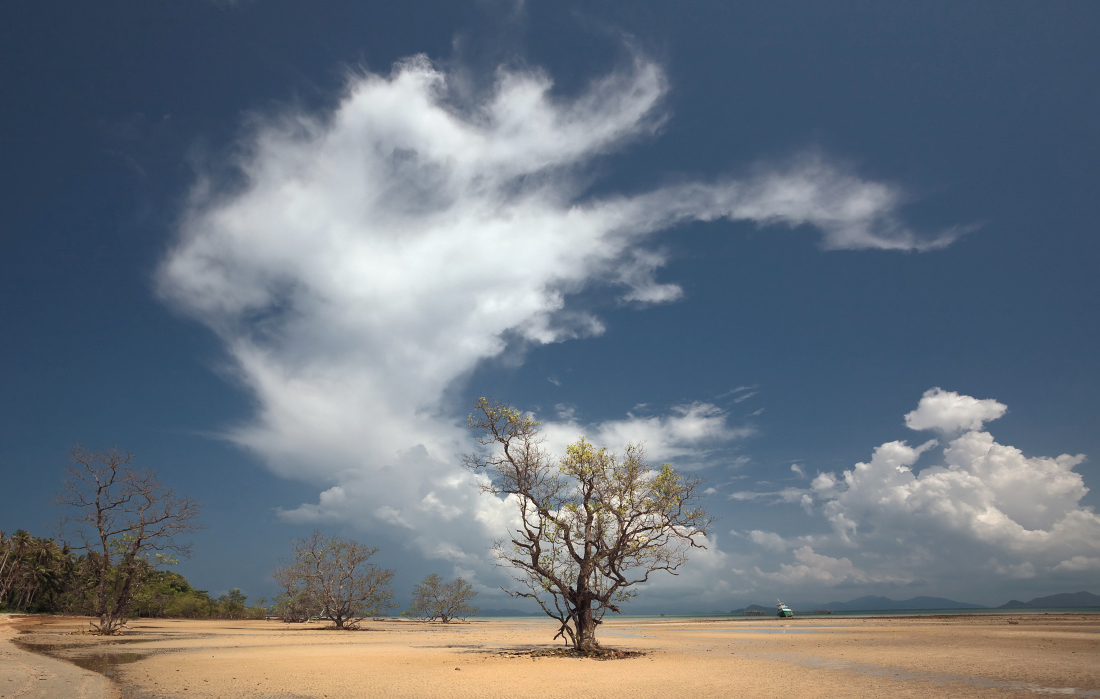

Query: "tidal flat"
left=5, top=613, right=1100, bottom=698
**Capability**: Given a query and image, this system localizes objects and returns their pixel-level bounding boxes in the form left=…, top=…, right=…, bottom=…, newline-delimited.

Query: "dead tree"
left=58, top=447, right=201, bottom=634
left=275, top=531, right=395, bottom=629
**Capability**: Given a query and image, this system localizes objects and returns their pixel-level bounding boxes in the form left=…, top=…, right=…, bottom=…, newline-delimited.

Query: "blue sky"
left=2, top=0, right=1098, bottom=611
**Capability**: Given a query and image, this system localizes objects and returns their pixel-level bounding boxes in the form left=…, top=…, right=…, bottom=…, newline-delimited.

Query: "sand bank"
left=0, top=615, right=116, bottom=699
left=9, top=614, right=1100, bottom=698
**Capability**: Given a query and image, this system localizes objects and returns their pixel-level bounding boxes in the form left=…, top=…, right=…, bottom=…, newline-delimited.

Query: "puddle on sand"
left=68, top=652, right=157, bottom=699
left=16, top=641, right=156, bottom=699
left=743, top=650, right=1100, bottom=697
left=69, top=652, right=148, bottom=675
left=718, top=628, right=849, bottom=634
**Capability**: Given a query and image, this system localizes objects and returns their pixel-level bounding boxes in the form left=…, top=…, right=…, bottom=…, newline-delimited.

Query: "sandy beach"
left=5, top=613, right=1099, bottom=699
left=0, top=615, right=116, bottom=699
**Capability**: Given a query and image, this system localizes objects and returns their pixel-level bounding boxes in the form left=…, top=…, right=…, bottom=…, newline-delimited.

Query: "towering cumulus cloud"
left=745, top=389, right=1098, bottom=597
left=159, top=54, right=955, bottom=581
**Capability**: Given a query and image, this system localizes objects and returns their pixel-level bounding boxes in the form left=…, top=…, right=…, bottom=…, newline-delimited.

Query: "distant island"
left=482, top=591, right=1100, bottom=617
left=998, top=591, right=1100, bottom=609
left=730, top=590, right=1100, bottom=614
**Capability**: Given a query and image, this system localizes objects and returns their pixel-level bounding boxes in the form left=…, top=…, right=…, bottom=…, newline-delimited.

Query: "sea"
left=637, top=607, right=1100, bottom=620
left=476, top=607, right=1100, bottom=620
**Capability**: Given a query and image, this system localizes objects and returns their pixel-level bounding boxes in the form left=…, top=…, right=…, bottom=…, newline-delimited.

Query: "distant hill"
left=822, top=595, right=985, bottom=611
left=729, top=604, right=772, bottom=614
left=997, top=591, right=1100, bottom=609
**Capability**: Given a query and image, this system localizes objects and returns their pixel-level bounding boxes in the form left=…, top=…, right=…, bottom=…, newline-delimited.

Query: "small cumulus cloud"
left=747, top=529, right=788, bottom=552
left=904, top=387, right=1007, bottom=433
left=752, top=546, right=909, bottom=587
left=1053, top=556, right=1100, bottom=572
left=554, top=403, right=576, bottom=420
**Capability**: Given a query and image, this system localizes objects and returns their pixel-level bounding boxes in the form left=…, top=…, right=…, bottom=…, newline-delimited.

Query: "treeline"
left=0, top=530, right=266, bottom=619
left=2, top=529, right=478, bottom=626
left=9, top=448, right=477, bottom=634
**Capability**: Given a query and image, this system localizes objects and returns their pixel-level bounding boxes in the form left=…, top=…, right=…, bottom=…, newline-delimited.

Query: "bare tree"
left=405, top=574, right=478, bottom=622
left=465, top=398, right=712, bottom=652
left=272, top=561, right=316, bottom=623
left=58, top=447, right=201, bottom=634
left=273, top=531, right=395, bottom=629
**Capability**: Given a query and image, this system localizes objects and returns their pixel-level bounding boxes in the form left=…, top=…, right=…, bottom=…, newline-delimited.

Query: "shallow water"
left=717, top=628, right=851, bottom=634
left=15, top=638, right=156, bottom=699
left=68, top=651, right=148, bottom=675
left=621, top=607, right=1100, bottom=620
left=743, top=650, right=1100, bottom=697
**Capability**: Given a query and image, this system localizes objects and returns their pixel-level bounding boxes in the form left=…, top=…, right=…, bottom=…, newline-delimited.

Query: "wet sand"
left=7, top=613, right=1100, bottom=698
left=0, top=615, right=116, bottom=699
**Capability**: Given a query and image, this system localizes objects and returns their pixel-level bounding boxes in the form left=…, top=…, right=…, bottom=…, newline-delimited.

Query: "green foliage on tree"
left=0, top=530, right=75, bottom=613
left=404, top=573, right=478, bottom=622
left=0, top=532, right=267, bottom=620
left=465, top=398, right=712, bottom=651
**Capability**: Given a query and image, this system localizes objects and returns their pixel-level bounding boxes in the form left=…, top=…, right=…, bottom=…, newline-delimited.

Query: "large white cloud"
left=159, top=53, right=958, bottom=598
left=744, top=389, right=1098, bottom=601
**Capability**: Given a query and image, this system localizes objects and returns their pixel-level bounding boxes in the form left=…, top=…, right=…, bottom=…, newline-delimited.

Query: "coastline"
left=615, top=607, right=1100, bottom=621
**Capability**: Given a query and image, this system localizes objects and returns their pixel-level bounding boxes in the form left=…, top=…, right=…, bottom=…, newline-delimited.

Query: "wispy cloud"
left=542, top=402, right=754, bottom=467
left=719, top=385, right=758, bottom=399
left=729, top=487, right=808, bottom=503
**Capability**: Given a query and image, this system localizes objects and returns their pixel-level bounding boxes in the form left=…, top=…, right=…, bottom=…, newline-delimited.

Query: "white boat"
left=776, top=599, right=794, bottom=617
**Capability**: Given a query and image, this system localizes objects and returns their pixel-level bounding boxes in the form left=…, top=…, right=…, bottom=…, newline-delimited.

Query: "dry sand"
left=5, top=613, right=1099, bottom=698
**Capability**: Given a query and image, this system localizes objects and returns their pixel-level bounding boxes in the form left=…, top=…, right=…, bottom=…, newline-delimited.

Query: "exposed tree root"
left=498, top=647, right=644, bottom=661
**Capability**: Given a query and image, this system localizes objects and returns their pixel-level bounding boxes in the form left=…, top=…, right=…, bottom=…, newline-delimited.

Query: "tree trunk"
left=96, top=550, right=112, bottom=632
left=573, top=598, right=599, bottom=651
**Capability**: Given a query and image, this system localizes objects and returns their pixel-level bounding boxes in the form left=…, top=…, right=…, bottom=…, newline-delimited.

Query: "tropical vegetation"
left=0, top=529, right=266, bottom=619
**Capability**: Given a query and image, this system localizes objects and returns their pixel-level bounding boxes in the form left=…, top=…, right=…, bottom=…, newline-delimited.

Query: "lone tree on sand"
left=58, top=447, right=202, bottom=635
left=464, top=398, right=712, bottom=652
left=406, top=573, right=478, bottom=622
left=273, top=531, right=395, bottom=629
